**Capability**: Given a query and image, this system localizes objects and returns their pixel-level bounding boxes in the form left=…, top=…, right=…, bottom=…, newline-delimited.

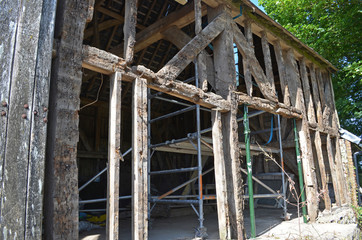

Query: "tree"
left=259, top=0, right=362, bottom=136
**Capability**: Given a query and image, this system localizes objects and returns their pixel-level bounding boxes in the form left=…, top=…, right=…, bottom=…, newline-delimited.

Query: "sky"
left=250, top=0, right=266, bottom=12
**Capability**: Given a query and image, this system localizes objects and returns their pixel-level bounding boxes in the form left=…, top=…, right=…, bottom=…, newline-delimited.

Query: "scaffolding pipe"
left=293, top=119, right=307, bottom=223
left=79, top=147, right=132, bottom=192
left=79, top=195, right=132, bottom=204
left=154, top=96, right=211, bottom=112
left=244, top=105, right=256, bottom=238
left=353, top=152, right=362, bottom=205
left=195, top=61, right=204, bottom=229
left=277, top=114, right=288, bottom=218
left=150, top=199, right=199, bottom=204
left=150, top=136, right=195, bottom=149
left=149, top=167, right=199, bottom=175
left=147, top=87, right=152, bottom=220
left=150, top=105, right=196, bottom=123
left=157, top=167, right=214, bottom=200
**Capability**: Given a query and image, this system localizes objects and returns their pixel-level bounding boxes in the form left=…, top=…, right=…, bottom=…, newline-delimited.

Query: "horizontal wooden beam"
left=81, top=45, right=231, bottom=112
left=236, top=91, right=302, bottom=119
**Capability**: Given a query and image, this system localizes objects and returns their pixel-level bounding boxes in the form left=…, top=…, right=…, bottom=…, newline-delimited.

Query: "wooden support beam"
left=162, top=26, right=215, bottom=88
left=299, top=58, right=316, bottom=124
left=232, top=22, right=278, bottom=102
left=309, top=65, right=323, bottom=126
left=106, top=72, right=122, bottom=240
left=242, top=17, right=253, bottom=96
left=261, top=31, right=276, bottom=95
left=110, top=3, right=207, bottom=55
left=236, top=92, right=302, bottom=119
left=195, top=0, right=208, bottom=91
left=326, top=134, right=342, bottom=206
left=312, top=131, right=331, bottom=211
left=283, top=49, right=303, bottom=109
left=81, top=45, right=230, bottom=111
left=273, top=40, right=290, bottom=106
left=123, top=0, right=137, bottom=64
left=132, top=77, right=148, bottom=240
left=209, top=5, right=244, bottom=239
left=84, top=19, right=121, bottom=39
left=157, top=13, right=226, bottom=81
left=334, top=137, right=349, bottom=204
left=43, top=0, right=88, bottom=238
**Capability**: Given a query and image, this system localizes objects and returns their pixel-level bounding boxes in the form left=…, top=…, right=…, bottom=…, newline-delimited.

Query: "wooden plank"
left=309, top=65, right=323, bottom=126
left=322, top=71, right=334, bottom=128
left=299, top=58, right=316, bottom=124
left=283, top=49, right=303, bottom=109
left=342, top=139, right=358, bottom=206
left=273, top=40, right=290, bottom=106
left=316, top=68, right=330, bottom=127
left=25, top=0, right=57, bottom=238
left=209, top=5, right=243, bottom=239
left=243, top=17, right=253, bottom=96
left=43, top=0, right=88, bottom=238
left=312, top=131, right=331, bottom=211
left=261, top=31, right=276, bottom=95
left=132, top=77, right=148, bottom=240
left=195, top=0, right=208, bottom=91
left=110, top=3, right=207, bottom=56
left=157, top=13, right=226, bottom=81
left=232, top=22, right=277, bottom=102
left=162, top=26, right=215, bottom=88
left=0, top=0, right=20, bottom=213
left=211, top=110, right=232, bottom=239
left=84, top=19, right=121, bottom=39
left=0, top=0, right=44, bottom=238
left=326, top=134, right=342, bottom=206
left=123, top=0, right=137, bottom=64
left=106, top=72, right=122, bottom=240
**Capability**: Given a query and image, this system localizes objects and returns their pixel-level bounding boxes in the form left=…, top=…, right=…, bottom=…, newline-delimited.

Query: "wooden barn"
left=0, top=0, right=358, bottom=239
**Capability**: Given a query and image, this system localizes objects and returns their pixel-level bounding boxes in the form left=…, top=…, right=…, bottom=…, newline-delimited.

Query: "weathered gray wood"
left=284, top=50, right=319, bottom=221
left=334, top=137, right=349, bottom=204
left=273, top=40, right=290, bottom=106
left=0, top=0, right=20, bottom=212
left=25, top=0, right=57, bottom=238
left=321, top=71, right=334, bottom=128
left=243, top=17, right=253, bottom=96
left=157, top=13, right=226, bottom=81
left=123, top=0, right=137, bottom=64
left=43, top=0, right=88, bottom=239
left=0, top=0, right=44, bottom=238
left=211, top=110, right=231, bottom=239
left=313, top=131, right=331, bottom=211
left=236, top=92, right=302, bottom=119
left=326, top=134, right=342, bottom=206
left=209, top=5, right=244, bottom=239
left=162, top=26, right=215, bottom=89
left=106, top=72, right=122, bottom=240
left=194, top=0, right=208, bottom=91
left=132, top=77, right=148, bottom=240
left=261, top=31, right=276, bottom=95
left=232, top=22, right=277, bottom=102
left=309, top=65, right=323, bottom=126
left=316, top=68, right=330, bottom=127
left=299, top=58, right=316, bottom=124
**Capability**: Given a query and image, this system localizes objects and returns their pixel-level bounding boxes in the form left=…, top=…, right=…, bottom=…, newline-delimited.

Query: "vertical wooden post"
left=242, top=17, right=253, bottom=96
left=124, top=0, right=138, bottom=64
left=326, top=134, right=342, bottom=206
left=260, top=31, right=276, bottom=95
left=106, top=72, right=122, bottom=240
left=273, top=40, right=290, bottom=106
left=43, top=0, right=88, bottom=239
left=334, top=137, right=349, bottom=204
left=132, top=77, right=148, bottom=240
left=209, top=5, right=244, bottom=239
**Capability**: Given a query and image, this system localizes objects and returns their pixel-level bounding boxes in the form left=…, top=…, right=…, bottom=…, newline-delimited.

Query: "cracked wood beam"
left=110, top=3, right=207, bottom=56
left=232, top=21, right=278, bottom=102
left=236, top=92, right=302, bottom=119
left=81, top=45, right=230, bottom=111
left=124, top=0, right=137, bottom=64
left=157, top=13, right=227, bottom=81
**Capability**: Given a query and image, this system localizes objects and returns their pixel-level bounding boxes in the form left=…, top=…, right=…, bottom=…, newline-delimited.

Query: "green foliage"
left=352, top=205, right=362, bottom=228
left=259, top=0, right=362, bottom=136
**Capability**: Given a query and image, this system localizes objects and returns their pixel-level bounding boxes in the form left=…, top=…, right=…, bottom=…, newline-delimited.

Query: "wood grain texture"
left=299, top=58, right=316, bottom=124
left=106, top=72, right=122, bottom=240
left=123, top=0, right=137, bottom=64
left=242, top=17, right=253, bottom=96
left=43, top=0, right=88, bottom=239
left=132, top=77, right=148, bottom=240
left=0, top=0, right=44, bottom=238
left=261, top=31, right=276, bottom=96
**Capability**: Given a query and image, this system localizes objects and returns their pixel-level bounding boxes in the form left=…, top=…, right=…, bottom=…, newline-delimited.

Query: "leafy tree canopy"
left=259, top=0, right=362, bottom=136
